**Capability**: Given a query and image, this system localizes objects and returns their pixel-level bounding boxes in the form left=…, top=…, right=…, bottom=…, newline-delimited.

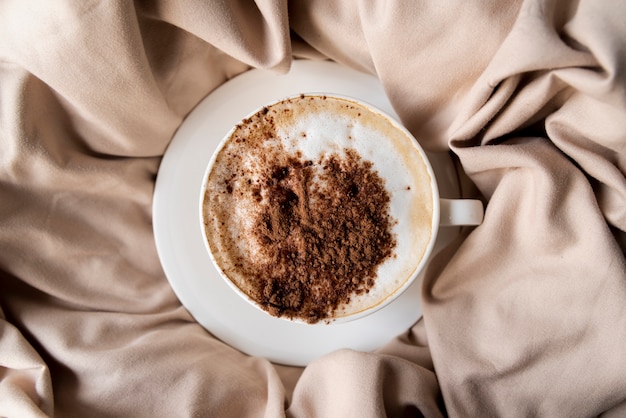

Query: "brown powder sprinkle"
left=245, top=148, right=397, bottom=323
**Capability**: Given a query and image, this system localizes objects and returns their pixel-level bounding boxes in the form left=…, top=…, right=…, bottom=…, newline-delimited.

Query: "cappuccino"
left=201, top=95, right=434, bottom=323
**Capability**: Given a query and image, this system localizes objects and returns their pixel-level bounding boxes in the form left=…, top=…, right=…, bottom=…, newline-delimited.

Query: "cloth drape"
left=1, top=0, right=624, bottom=416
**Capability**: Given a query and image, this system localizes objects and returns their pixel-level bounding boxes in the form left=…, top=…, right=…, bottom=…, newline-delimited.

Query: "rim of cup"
left=199, top=93, right=441, bottom=325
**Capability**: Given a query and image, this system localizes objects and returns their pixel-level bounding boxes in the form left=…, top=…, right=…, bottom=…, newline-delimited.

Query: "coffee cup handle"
left=439, top=198, right=484, bottom=226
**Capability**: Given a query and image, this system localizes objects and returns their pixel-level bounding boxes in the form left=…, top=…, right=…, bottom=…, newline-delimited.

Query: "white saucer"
left=153, top=60, right=461, bottom=367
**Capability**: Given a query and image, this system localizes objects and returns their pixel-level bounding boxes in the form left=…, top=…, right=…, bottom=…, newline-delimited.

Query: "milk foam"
left=203, top=95, right=434, bottom=320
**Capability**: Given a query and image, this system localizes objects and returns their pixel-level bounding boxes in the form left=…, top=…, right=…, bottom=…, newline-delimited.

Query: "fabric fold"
left=0, top=307, right=53, bottom=417
left=0, top=0, right=624, bottom=416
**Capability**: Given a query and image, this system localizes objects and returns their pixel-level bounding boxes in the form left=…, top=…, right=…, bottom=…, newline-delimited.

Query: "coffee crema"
left=202, top=95, right=434, bottom=323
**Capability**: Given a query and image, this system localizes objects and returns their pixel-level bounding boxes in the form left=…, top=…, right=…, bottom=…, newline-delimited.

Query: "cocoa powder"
left=246, top=149, right=396, bottom=323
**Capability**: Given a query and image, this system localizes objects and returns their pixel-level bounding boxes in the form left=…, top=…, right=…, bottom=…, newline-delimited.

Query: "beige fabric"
left=1, top=0, right=624, bottom=416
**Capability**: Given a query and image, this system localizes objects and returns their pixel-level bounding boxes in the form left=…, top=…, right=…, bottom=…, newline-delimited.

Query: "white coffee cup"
left=200, top=94, right=483, bottom=324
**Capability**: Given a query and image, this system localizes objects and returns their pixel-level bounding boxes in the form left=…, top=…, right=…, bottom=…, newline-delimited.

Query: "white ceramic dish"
left=153, top=60, right=462, bottom=366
